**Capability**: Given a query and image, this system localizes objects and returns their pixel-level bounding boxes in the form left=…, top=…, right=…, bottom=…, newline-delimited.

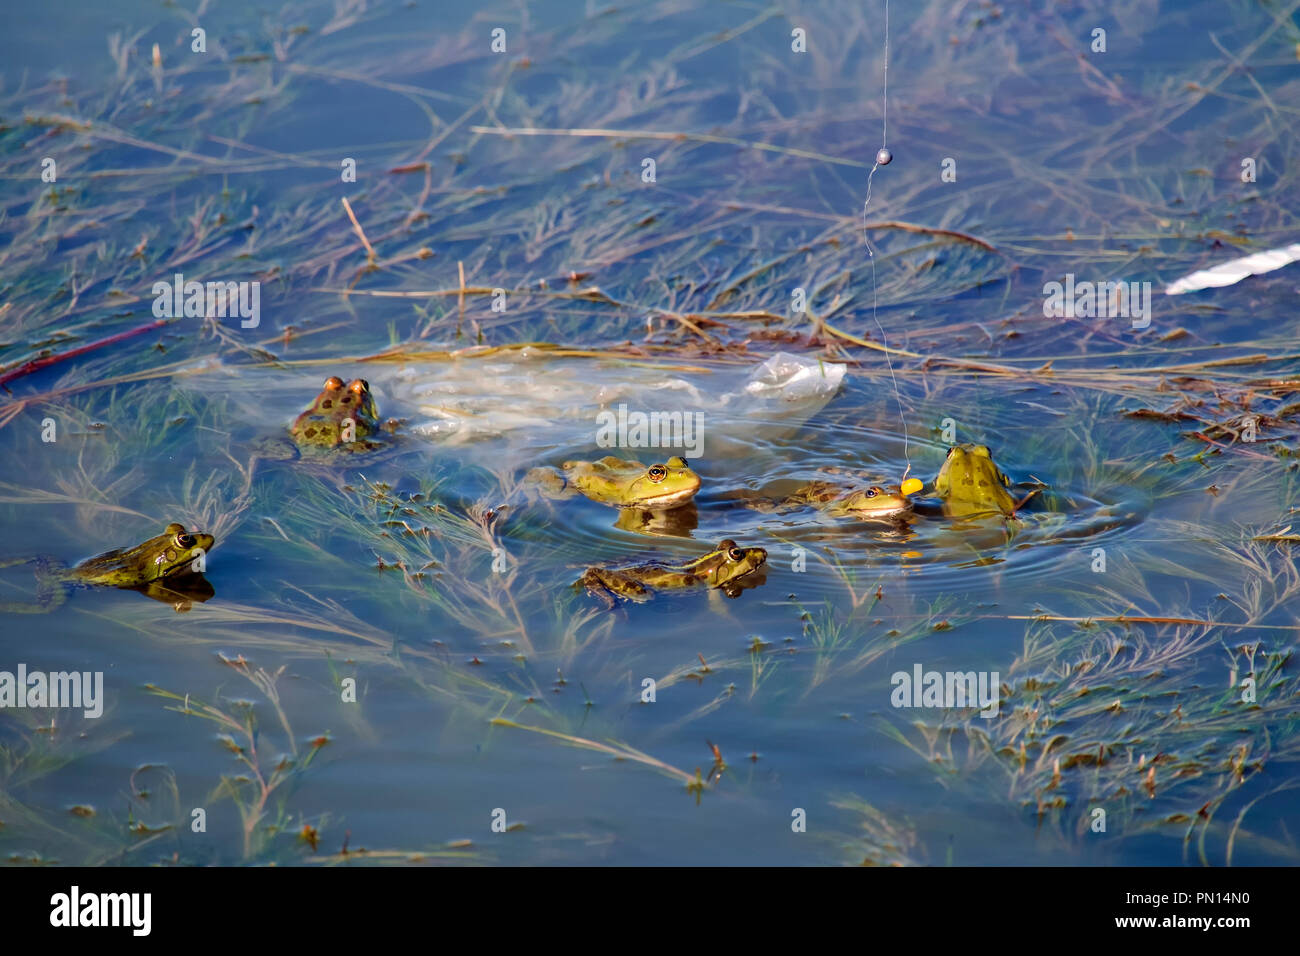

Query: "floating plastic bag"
left=732, top=352, right=845, bottom=404
left=1165, top=243, right=1300, bottom=294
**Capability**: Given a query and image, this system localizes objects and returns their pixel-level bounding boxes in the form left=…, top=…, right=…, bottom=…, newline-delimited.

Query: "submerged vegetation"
left=0, top=0, right=1298, bottom=865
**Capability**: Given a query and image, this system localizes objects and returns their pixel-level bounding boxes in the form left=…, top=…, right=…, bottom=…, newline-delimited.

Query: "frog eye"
left=727, top=547, right=745, bottom=562
left=174, top=532, right=194, bottom=549
left=324, top=376, right=345, bottom=389
left=647, top=465, right=667, bottom=482
left=349, top=379, right=369, bottom=395
left=945, top=447, right=955, bottom=459
left=865, top=486, right=880, bottom=498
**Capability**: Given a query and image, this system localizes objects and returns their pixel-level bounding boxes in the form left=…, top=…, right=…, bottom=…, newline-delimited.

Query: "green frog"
left=575, top=538, right=767, bottom=604
left=0, top=523, right=215, bottom=614
left=527, top=456, right=701, bottom=509
left=759, top=480, right=913, bottom=521
left=931, top=444, right=1018, bottom=518
left=256, top=376, right=398, bottom=463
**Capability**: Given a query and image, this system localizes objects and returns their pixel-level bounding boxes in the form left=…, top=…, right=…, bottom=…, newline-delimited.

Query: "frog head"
left=567, top=455, right=701, bottom=508
left=933, top=444, right=1016, bottom=517
left=290, top=376, right=382, bottom=452
left=686, top=538, right=768, bottom=587
left=828, top=485, right=913, bottom=520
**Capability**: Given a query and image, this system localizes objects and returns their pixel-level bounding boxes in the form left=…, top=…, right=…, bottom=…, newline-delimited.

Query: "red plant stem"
left=0, top=318, right=170, bottom=388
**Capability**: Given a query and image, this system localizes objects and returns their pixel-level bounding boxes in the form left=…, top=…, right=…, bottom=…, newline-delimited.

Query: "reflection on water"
left=132, top=574, right=216, bottom=612
left=613, top=504, right=699, bottom=538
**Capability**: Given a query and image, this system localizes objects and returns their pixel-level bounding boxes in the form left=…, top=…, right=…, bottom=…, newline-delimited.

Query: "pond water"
left=1, top=0, right=1297, bottom=866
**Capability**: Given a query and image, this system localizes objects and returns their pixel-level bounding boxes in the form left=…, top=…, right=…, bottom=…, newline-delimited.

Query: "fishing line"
left=860, top=0, right=913, bottom=481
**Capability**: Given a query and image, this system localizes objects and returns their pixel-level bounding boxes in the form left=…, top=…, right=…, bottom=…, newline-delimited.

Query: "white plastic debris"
left=1165, top=243, right=1300, bottom=295
left=736, top=352, right=845, bottom=403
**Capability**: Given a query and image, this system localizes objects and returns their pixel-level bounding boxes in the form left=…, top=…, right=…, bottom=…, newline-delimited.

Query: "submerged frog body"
left=257, top=376, right=397, bottom=463
left=774, top=480, right=912, bottom=521
left=932, top=444, right=1017, bottom=518
left=527, top=456, right=701, bottom=509
left=575, top=538, right=767, bottom=604
left=0, top=523, right=216, bottom=614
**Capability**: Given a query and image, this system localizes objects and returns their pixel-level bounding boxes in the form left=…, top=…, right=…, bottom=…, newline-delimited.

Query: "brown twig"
left=1000, top=613, right=1300, bottom=632
left=468, top=125, right=872, bottom=168
left=0, top=318, right=169, bottom=389
left=341, top=196, right=376, bottom=261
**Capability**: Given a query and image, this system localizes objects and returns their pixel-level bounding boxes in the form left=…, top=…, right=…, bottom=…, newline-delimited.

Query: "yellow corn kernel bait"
left=900, top=477, right=923, bottom=496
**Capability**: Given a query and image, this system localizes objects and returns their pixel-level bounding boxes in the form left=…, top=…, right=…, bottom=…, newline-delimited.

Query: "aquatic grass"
left=0, top=6, right=1232, bottom=382
left=851, top=469, right=1300, bottom=863
left=878, top=613, right=1300, bottom=863
left=9, top=2, right=1300, bottom=360
left=829, top=796, right=924, bottom=867
left=795, top=596, right=950, bottom=691
left=0, top=708, right=129, bottom=790
left=0, top=711, right=140, bottom=865
left=638, top=593, right=953, bottom=724
left=304, top=844, right=482, bottom=866
left=139, top=649, right=471, bottom=865
left=146, top=672, right=320, bottom=861
left=489, top=717, right=699, bottom=789
left=174, top=462, right=647, bottom=778
left=323, top=478, right=544, bottom=657
left=0, top=377, right=260, bottom=559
